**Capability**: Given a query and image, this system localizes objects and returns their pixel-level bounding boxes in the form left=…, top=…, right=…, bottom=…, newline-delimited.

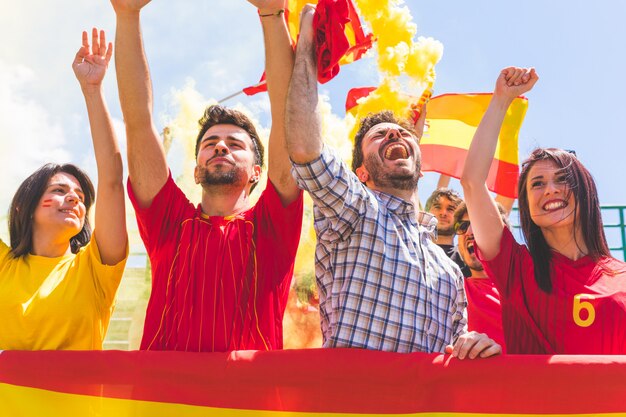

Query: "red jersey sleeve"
left=475, top=227, right=530, bottom=298
left=252, top=181, right=304, bottom=287
left=127, top=174, right=195, bottom=256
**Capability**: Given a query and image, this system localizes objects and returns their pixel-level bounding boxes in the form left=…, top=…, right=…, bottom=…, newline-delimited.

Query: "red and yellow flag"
left=313, top=0, right=373, bottom=83
left=346, top=89, right=528, bottom=198
left=244, top=0, right=372, bottom=95
left=422, top=93, right=528, bottom=198
left=1, top=349, right=626, bottom=416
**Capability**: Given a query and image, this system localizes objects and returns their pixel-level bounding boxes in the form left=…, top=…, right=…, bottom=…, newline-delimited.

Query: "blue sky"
left=1, top=0, right=624, bottom=227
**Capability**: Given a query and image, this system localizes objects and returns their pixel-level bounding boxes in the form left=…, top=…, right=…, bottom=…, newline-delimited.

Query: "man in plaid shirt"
left=285, top=6, right=501, bottom=359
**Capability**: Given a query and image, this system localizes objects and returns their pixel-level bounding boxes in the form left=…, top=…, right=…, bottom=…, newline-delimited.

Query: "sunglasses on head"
left=454, top=220, right=470, bottom=235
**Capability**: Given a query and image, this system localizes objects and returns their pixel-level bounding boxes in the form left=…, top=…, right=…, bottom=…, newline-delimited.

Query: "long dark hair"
left=517, top=148, right=610, bottom=292
left=8, top=164, right=95, bottom=258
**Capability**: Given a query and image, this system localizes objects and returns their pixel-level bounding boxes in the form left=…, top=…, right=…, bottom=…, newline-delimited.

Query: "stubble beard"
left=437, top=225, right=455, bottom=236
left=364, top=153, right=420, bottom=191
left=197, top=164, right=243, bottom=187
left=460, top=241, right=484, bottom=271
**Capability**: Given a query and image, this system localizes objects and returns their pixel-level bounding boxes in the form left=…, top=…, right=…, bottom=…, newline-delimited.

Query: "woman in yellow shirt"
left=0, top=29, right=128, bottom=350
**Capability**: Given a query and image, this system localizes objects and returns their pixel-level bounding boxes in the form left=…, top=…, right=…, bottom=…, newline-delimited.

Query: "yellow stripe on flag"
left=424, top=93, right=528, bottom=165
left=3, top=383, right=625, bottom=417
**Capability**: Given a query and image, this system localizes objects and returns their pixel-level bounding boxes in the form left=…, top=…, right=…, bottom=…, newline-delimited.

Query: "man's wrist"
left=258, top=9, right=284, bottom=18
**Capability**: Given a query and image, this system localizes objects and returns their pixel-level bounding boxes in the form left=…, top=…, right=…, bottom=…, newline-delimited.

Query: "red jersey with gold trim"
left=129, top=175, right=303, bottom=352
left=477, top=228, right=626, bottom=354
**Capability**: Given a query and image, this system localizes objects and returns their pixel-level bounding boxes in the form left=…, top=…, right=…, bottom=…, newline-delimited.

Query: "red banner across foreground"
left=1, top=349, right=626, bottom=416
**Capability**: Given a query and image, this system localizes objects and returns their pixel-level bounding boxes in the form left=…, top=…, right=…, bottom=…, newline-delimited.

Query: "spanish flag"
left=312, top=0, right=374, bottom=83
left=345, top=89, right=528, bottom=198
left=1, top=349, right=625, bottom=416
left=423, top=93, right=528, bottom=198
left=244, top=0, right=373, bottom=95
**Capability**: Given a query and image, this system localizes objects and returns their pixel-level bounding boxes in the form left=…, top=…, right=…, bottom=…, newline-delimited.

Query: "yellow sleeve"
left=0, top=239, right=11, bottom=264
left=79, top=231, right=129, bottom=310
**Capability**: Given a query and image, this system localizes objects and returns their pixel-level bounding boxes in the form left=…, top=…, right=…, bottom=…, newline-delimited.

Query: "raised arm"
left=111, top=0, right=168, bottom=207
left=285, top=5, right=323, bottom=164
left=248, top=0, right=300, bottom=205
left=72, top=29, right=127, bottom=264
left=460, top=67, right=538, bottom=260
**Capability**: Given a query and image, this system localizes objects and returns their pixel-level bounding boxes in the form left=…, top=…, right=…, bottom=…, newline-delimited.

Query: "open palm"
left=72, top=29, right=112, bottom=91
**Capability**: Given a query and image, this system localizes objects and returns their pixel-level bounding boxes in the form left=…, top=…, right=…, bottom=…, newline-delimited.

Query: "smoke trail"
left=348, top=0, right=443, bottom=139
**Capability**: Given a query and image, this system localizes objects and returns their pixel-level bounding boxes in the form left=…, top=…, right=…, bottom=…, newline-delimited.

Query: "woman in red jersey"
left=461, top=66, right=626, bottom=354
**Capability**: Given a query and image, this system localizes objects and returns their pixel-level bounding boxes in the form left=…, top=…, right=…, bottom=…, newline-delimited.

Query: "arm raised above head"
left=285, top=5, right=324, bottom=165
left=112, top=0, right=168, bottom=208
left=249, top=0, right=300, bottom=205
left=73, top=28, right=127, bottom=265
left=460, top=67, right=538, bottom=260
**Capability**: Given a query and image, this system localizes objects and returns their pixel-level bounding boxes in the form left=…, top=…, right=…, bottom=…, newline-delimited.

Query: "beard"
left=196, top=164, right=243, bottom=187
left=437, top=224, right=455, bottom=236
left=466, top=257, right=484, bottom=271
left=363, top=153, right=421, bottom=191
left=460, top=243, right=484, bottom=271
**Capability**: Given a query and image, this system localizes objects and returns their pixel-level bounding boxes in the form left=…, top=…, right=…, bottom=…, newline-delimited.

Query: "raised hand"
left=110, top=0, right=152, bottom=14
left=494, top=67, right=539, bottom=100
left=297, top=4, right=316, bottom=47
left=72, top=29, right=112, bottom=93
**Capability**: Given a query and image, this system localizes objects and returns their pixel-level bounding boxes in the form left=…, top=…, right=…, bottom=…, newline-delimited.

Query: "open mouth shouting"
left=380, top=140, right=411, bottom=161
left=466, top=239, right=475, bottom=255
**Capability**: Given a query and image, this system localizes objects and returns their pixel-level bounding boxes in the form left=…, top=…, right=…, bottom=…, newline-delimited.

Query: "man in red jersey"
left=454, top=202, right=508, bottom=351
left=111, top=0, right=303, bottom=351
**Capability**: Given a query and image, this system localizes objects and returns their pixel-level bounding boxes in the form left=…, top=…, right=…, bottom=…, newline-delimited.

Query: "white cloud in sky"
left=0, top=61, right=71, bottom=204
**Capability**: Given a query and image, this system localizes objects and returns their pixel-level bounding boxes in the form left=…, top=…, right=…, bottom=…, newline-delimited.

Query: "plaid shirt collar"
left=370, top=189, right=438, bottom=238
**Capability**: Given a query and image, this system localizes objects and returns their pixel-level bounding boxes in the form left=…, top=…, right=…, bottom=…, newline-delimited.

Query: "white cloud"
left=0, top=61, right=71, bottom=207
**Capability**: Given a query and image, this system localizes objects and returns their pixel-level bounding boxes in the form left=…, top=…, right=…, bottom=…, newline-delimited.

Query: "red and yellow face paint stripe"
left=1, top=349, right=625, bottom=416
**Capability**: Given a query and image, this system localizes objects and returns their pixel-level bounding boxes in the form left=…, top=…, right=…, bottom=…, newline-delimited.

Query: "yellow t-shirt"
left=0, top=233, right=127, bottom=350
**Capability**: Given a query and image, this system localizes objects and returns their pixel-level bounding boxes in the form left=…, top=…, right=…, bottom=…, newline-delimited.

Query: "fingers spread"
left=105, top=42, right=113, bottom=64
left=99, top=30, right=107, bottom=57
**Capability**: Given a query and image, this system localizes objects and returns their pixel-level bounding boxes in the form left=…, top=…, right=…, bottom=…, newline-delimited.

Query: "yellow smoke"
left=349, top=0, right=443, bottom=139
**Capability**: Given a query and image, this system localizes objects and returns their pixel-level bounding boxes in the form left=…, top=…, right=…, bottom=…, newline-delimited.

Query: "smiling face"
left=356, top=122, right=421, bottom=191
left=525, top=159, right=576, bottom=231
left=33, top=172, right=87, bottom=237
left=194, top=124, right=261, bottom=189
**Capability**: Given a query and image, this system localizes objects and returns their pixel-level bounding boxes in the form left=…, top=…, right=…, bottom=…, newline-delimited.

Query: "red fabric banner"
left=1, top=349, right=626, bottom=415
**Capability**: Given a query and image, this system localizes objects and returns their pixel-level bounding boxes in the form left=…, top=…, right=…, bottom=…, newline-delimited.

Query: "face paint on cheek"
left=41, top=199, right=52, bottom=208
